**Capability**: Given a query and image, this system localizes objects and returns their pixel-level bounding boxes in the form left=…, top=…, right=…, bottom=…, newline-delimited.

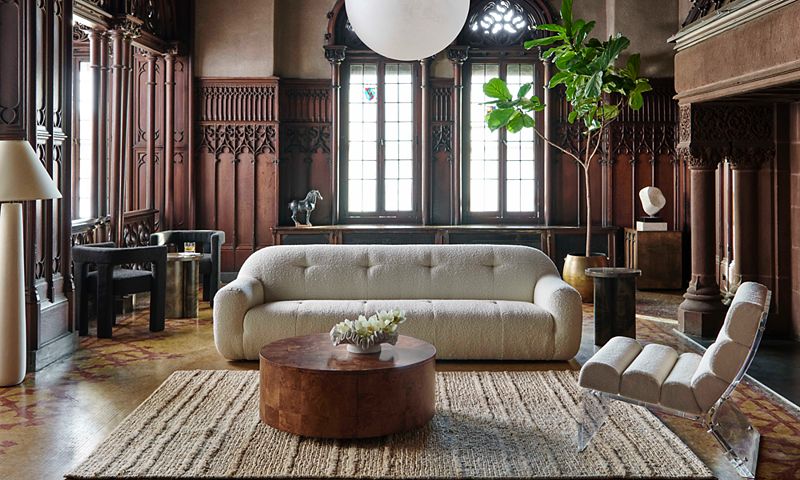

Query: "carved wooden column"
left=163, top=50, right=176, bottom=229
left=122, top=37, right=134, bottom=220
left=325, top=46, right=346, bottom=224
left=677, top=104, right=725, bottom=337
left=448, top=46, right=469, bottom=225
left=87, top=29, right=102, bottom=219
left=98, top=32, right=109, bottom=220
left=109, top=29, right=125, bottom=243
left=542, top=60, right=553, bottom=226
left=146, top=52, right=158, bottom=210
left=420, top=57, right=431, bottom=225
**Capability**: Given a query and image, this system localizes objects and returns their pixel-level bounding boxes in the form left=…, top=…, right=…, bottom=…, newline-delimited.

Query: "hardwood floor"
left=1, top=293, right=799, bottom=479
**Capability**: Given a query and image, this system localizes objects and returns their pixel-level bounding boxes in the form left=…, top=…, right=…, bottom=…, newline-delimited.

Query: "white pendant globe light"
left=345, top=0, right=471, bottom=61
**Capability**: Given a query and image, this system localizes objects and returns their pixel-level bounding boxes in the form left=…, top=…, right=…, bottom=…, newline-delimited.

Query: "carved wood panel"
left=196, top=78, right=279, bottom=271
left=431, top=78, right=454, bottom=225
left=278, top=79, right=332, bottom=226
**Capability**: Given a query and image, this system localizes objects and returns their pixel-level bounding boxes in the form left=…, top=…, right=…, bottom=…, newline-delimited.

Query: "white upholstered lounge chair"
left=576, top=282, right=771, bottom=479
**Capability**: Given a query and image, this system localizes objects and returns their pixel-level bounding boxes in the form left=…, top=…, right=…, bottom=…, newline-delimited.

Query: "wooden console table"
left=271, top=224, right=619, bottom=271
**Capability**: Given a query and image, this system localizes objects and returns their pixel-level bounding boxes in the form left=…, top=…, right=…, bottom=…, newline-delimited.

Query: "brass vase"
left=563, top=253, right=608, bottom=303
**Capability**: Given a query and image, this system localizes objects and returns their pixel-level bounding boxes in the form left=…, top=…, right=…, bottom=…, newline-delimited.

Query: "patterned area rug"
left=67, top=370, right=712, bottom=479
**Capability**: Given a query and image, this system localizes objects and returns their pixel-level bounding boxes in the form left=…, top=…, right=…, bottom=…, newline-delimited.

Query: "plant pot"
left=563, top=253, right=608, bottom=303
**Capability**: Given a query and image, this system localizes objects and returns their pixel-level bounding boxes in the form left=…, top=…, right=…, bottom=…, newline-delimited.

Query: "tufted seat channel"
left=579, top=282, right=769, bottom=414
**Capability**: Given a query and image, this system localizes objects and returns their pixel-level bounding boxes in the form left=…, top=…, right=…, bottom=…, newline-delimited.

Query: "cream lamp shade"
left=344, top=0, right=470, bottom=61
left=0, top=140, right=62, bottom=201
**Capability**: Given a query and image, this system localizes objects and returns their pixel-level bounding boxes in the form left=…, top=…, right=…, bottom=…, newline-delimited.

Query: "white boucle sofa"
left=213, top=244, right=582, bottom=361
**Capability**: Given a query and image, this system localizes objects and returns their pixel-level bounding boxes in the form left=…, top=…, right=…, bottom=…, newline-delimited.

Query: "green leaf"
left=584, top=71, right=603, bottom=98
left=525, top=35, right=562, bottom=48
left=517, top=83, right=532, bottom=98
left=483, top=78, right=512, bottom=101
left=548, top=71, right=571, bottom=88
left=601, top=104, right=619, bottom=121
left=534, top=23, right=566, bottom=34
left=507, top=113, right=525, bottom=133
left=595, top=34, right=630, bottom=70
left=561, top=0, right=573, bottom=31
left=626, top=53, right=640, bottom=78
left=522, top=114, right=536, bottom=128
left=486, top=108, right=516, bottom=130
left=567, top=110, right=578, bottom=124
left=554, top=51, right=576, bottom=70
left=575, top=20, right=595, bottom=45
left=629, top=92, right=643, bottom=110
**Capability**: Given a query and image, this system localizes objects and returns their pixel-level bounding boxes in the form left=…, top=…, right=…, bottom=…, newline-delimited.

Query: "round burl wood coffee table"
left=259, top=334, right=436, bottom=439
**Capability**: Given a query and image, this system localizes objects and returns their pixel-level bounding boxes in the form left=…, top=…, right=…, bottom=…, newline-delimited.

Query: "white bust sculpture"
left=639, top=187, right=666, bottom=217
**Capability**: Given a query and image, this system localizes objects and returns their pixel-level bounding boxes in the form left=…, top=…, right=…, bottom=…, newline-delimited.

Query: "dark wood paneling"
left=278, top=79, right=332, bottom=226
left=431, top=78, right=454, bottom=226
left=196, top=77, right=279, bottom=271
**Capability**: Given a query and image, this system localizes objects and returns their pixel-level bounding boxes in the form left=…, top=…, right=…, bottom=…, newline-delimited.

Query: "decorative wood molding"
left=198, top=124, right=277, bottom=158
left=197, top=78, right=279, bottom=123
left=280, top=79, right=331, bottom=124
left=121, top=208, right=157, bottom=248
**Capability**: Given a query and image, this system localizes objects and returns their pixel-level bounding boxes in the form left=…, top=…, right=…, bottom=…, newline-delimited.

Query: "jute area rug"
left=67, top=370, right=712, bottom=479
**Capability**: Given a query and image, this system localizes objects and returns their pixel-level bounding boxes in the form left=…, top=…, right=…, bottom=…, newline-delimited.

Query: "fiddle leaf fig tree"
left=484, top=0, right=651, bottom=257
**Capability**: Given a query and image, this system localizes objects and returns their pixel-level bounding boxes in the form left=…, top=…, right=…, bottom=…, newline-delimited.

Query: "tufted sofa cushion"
left=214, top=244, right=582, bottom=361
left=238, top=244, right=557, bottom=302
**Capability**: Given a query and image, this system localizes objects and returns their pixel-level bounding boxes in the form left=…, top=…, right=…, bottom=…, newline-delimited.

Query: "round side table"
left=585, top=267, right=642, bottom=346
left=166, top=252, right=202, bottom=318
left=259, top=334, right=436, bottom=439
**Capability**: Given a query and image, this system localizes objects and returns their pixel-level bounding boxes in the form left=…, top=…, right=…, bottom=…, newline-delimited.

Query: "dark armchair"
left=150, top=230, right=225, bottom=305
left=73, top=242, right=167, bottom=338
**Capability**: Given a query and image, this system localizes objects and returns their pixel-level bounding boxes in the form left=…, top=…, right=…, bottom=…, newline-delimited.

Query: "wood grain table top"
left=259, top=334, right=436, bottom=373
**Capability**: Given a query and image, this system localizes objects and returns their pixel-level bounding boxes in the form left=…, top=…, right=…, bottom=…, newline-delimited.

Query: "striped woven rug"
left=67, top=370, right=712, bottom=479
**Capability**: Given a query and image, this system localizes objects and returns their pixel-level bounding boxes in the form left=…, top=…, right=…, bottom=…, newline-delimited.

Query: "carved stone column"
left=448, top=46, right=469, bottom=225
left=679, top=153, right=725, bottom=336
left=164, top=50, right=176, bottom=229
left=677, top=104, right=725, bottom=337
left=420, top=57, right=431, bottom=225
left=727, top=107, right=774, bottom=293
left=325, top=46, right=346, bottom=225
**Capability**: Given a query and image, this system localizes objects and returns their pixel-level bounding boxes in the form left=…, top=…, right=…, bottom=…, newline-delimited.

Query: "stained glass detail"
left=472, top=0, right=528, bottom=35
left=460, top=0, right=543, bottom=48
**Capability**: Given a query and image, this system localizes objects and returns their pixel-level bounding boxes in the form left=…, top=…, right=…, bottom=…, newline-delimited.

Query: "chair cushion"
left=578, top=336, right=642, bottom=394
left=86, top=268, right=153, bottom=295
left=241, top=299, right=555, bottom=361
left=619, top=344, right=679, bottom=404
left=660, top=352, right=703, bottom=414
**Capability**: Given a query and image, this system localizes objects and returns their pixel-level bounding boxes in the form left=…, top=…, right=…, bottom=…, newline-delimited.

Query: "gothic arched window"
left=459, top=0, right=553, bottom=224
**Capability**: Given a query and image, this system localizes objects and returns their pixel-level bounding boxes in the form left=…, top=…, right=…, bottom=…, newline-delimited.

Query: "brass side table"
left=166, top=252, right=202, bottom=318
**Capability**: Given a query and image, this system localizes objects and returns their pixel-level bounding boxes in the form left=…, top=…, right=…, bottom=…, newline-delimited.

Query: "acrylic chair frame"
left=577, top=290, right=771, bottom=479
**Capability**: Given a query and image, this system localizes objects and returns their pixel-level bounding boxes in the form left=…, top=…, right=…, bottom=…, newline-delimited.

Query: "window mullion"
left=377, top=60, right=386, bottom=215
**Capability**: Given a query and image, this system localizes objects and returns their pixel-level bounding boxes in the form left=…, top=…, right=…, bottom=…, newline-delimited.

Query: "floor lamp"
left=0, top=140, right=61, bottom=387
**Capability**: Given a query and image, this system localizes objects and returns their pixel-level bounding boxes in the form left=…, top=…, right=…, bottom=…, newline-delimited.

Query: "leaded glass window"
left=344, top=62, right=418, bottom=220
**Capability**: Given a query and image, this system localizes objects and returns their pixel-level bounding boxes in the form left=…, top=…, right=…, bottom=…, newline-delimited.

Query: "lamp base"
left=0, top=203, right=26, bottom=386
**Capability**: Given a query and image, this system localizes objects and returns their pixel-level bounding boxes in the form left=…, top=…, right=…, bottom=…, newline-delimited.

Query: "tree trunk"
left=584, top=165, right=592, bottom=257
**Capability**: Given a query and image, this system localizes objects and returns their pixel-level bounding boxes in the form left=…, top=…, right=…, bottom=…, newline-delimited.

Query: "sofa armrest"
left=534, top=274, right=583, bottom=360
left=213, top=275, right=265, bottom=360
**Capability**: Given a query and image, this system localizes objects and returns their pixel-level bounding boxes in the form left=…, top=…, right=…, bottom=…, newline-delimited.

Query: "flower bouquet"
left=330, top=309, right=406, bottom=354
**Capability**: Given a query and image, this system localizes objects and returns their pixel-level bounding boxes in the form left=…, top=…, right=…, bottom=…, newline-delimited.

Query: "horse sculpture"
left=289, top=190, right=323, bottom=227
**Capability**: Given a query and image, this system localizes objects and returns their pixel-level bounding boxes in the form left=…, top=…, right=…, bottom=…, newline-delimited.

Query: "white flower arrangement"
left=330, top=309, right=406, bottom=354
